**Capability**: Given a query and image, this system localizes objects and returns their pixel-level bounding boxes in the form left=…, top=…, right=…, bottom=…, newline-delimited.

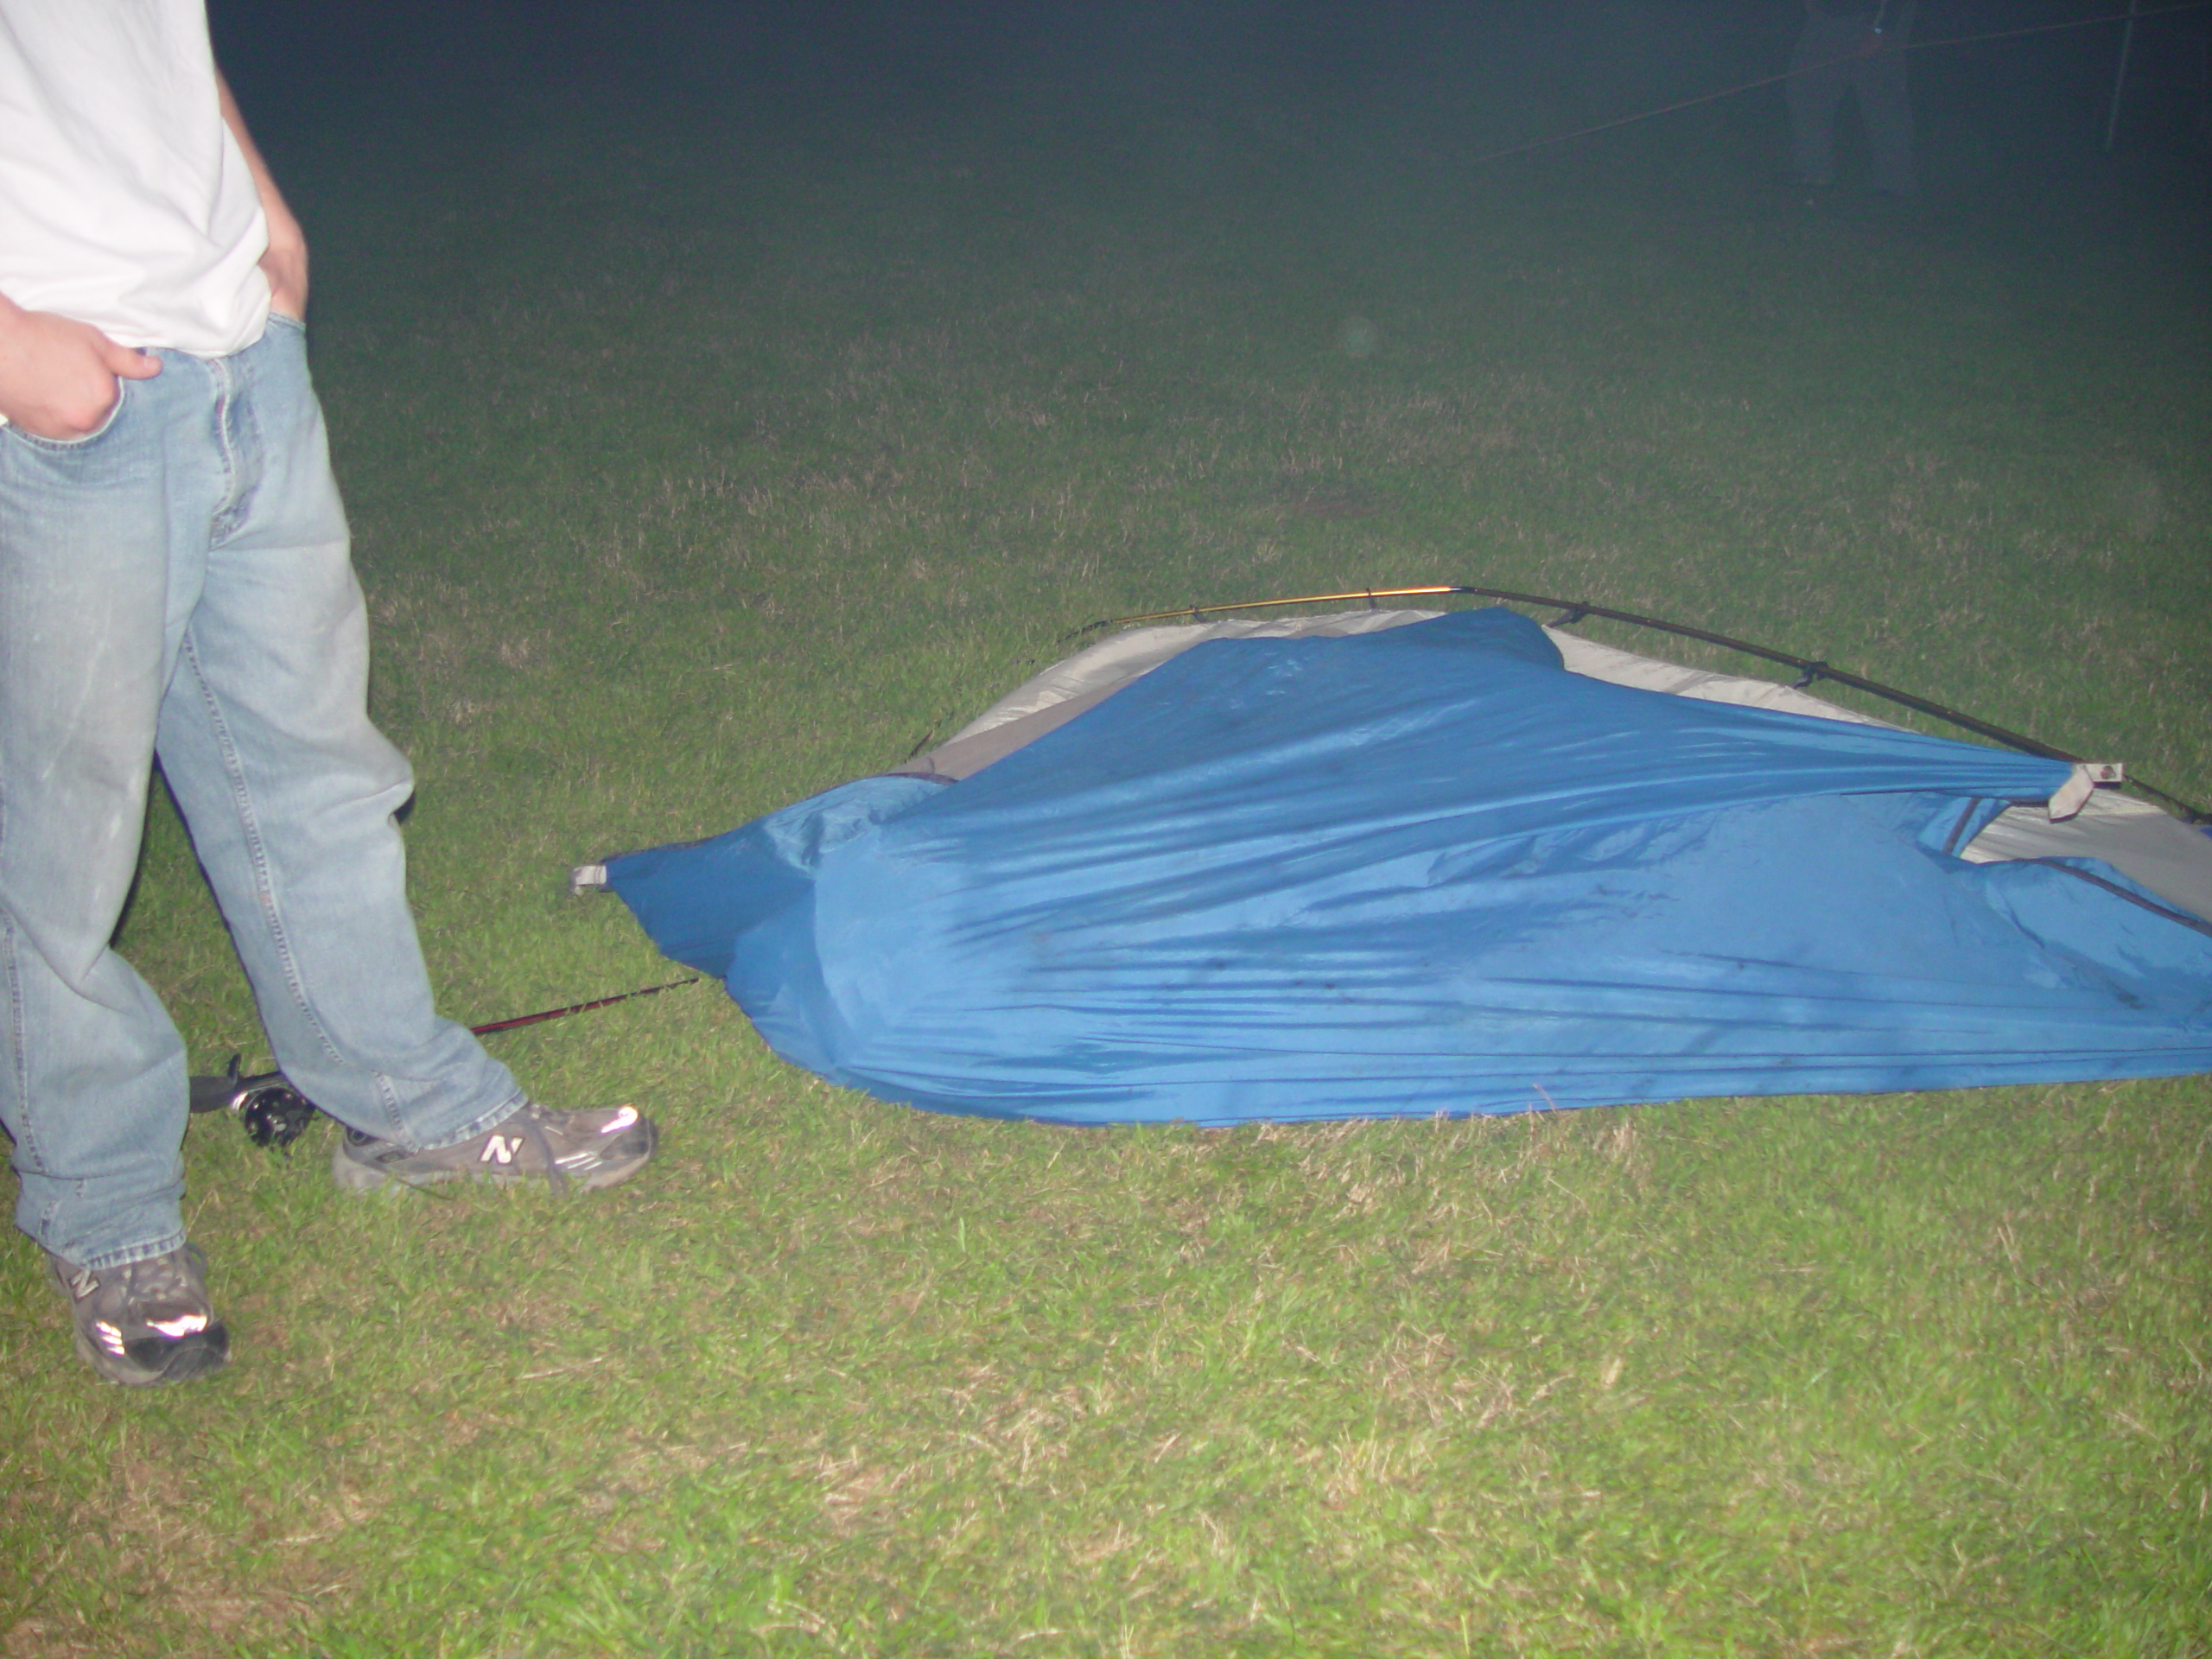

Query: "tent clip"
left=1791, top=661, right=1830, bottom=690
left=2049, top=762, right=2125, bottom=822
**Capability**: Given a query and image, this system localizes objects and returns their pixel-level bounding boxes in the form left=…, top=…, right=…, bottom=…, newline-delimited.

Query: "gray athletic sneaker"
left=46, top=1244, right=229, bottom=1387
left=332, top=1099, right=658, bottom=1195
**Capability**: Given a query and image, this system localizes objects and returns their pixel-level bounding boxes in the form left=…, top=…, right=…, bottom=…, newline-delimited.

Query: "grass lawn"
left=3, top=18, right=2209, bottom=1656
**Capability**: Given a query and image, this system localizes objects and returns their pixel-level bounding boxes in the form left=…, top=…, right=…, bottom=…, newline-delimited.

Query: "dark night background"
left=208, top=1, right=2209, bottom=235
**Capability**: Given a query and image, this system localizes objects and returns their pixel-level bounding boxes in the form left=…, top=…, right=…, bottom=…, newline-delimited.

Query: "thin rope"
left=1460, top=0, right=2212, bottom=170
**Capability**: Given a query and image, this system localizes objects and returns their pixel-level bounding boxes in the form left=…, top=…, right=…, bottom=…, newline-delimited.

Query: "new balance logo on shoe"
left=334, top=1099, right=657, bottom=1194
left=43, top=1246, right=230, bottom=1387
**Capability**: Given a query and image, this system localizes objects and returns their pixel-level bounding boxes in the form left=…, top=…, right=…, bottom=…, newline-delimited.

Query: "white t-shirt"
left=0, top=1, right=270, bottom=356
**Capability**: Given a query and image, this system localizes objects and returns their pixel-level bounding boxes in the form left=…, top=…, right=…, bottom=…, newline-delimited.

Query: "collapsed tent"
left=589, top=607, right=2212, bottom=1125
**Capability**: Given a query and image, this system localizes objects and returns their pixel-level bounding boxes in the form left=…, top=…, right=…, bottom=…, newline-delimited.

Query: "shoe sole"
left=72, top=1325, right=230, bottom=1388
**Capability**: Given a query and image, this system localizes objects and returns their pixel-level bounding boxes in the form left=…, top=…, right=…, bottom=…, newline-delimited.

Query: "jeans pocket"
left=3, top=378, right=131, bottom=453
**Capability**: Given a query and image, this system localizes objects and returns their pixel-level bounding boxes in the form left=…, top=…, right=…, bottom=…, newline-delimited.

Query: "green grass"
left=4, top=64, right=2210, bottom=1659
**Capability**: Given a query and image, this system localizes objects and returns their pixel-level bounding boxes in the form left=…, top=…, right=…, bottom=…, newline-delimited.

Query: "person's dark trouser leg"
left=1789, top=16, right=1858, bottom=186
left=1858, top=49, right=1916, bottom=194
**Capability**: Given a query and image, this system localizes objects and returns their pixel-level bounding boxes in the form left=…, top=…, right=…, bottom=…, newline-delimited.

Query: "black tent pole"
left=1082, top=584, right=2210, bottom=823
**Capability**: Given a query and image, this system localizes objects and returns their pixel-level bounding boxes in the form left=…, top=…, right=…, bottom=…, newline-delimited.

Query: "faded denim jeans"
left=0, top=315, right=520, bottom=1269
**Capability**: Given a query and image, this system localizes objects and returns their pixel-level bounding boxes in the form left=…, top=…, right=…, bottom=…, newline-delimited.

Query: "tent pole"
left=1081, top=583, right=2212, bottom=822
left=2105, top=0, right=2141, bottom=152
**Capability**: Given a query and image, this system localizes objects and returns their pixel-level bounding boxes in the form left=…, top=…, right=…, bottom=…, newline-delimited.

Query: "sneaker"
left=331, top=1099, right=658, bottom=1195
left=46, top=1244, right=229, bottom=1388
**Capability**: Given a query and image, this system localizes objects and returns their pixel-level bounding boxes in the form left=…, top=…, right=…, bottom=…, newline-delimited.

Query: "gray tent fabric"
left=894, top=611, right=1436, bottom=783
left=1959, top=792, right=2212, bottom=923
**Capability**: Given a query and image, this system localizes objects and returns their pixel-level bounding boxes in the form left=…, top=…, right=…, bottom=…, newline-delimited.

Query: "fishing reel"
left=188, top=1055, right=322, bottom=1150
left=181, top=976, right=697, bottom=1153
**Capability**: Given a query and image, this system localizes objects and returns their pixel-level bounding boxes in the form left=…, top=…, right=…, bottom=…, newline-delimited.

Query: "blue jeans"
left=0, top=316, right=521, bottom=1270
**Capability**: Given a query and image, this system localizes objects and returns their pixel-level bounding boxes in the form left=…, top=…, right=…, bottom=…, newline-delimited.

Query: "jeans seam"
left=0, top=918, right=173, bottom=1261
left=0, top=912, right=34, bottom=1176
left=209, top=355, right=246, bottom=545
left=178, top=631, right=365, bottom=1099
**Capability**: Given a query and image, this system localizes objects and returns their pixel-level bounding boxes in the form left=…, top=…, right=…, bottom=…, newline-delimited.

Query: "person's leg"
left=0, top=372, right=202, bottom=1272
left=1789, top=16, right=1857, bottom=186
left=149, top=317, right=524, bottom=1151
left=164, top=321, right=653, bottom=1194
left=1856, top=48, right=1916, bottom=195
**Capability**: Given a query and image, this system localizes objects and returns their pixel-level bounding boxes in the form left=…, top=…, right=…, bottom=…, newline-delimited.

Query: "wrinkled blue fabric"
left=608, top=609, right=2212, bottom=1123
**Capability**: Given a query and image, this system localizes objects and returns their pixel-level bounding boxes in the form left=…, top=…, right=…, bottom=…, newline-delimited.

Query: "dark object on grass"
left=188, top=977, right=698, bottom=1149
left=187, top=1057, right=321, bottom=1149
left=594, top=603, right=2212, bottom=1127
